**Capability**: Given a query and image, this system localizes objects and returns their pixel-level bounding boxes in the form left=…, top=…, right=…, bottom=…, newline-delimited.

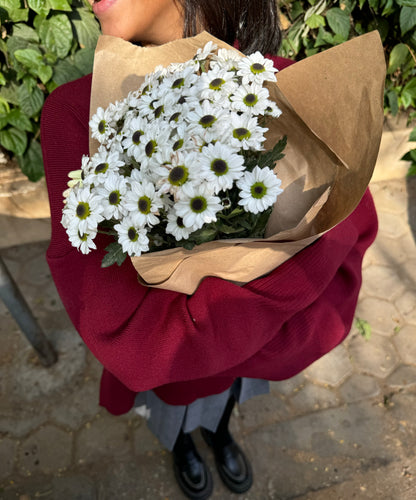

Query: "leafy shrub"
left=0, top=0, right=99, bottom=181
left=278, top=0, right=416, bottom=173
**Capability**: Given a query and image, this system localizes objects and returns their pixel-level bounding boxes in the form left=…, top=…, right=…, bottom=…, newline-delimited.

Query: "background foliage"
left=0, top=0, right=99, bottom=181
left=278, top=0, right=416, bottom=173
left=0, top=0, right=415, bottom=180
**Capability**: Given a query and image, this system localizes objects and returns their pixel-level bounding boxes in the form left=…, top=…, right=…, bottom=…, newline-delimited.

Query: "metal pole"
left=0, top=256, right=57, bottom=367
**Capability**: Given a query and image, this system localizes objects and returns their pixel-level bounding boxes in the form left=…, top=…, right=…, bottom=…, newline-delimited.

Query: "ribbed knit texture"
left=40, top=56, right=377, bottom=414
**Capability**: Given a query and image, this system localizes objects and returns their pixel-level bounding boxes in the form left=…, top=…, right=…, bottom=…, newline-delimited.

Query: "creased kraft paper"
left=90, top=31, right=385, bottom=294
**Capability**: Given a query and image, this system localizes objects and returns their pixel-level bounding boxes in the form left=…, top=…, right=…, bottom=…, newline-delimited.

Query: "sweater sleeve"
left=41, top=72, right=376, bottom=394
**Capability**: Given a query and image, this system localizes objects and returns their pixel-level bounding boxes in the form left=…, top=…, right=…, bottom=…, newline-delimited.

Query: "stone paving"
left=1, top=160, right=416, bottom=498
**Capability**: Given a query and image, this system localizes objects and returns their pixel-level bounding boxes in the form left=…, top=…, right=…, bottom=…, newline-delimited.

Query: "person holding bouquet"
left=40, top=1, right=378, bottom=499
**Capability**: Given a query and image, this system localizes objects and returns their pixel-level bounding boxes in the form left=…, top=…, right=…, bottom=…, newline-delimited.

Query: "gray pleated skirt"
left=134, top=378, right=269, bottom=451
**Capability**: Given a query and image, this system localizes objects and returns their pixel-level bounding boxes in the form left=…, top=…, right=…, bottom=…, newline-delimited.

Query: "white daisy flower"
left=175, top=183, right=222, bottom=230
left=186, top=100, right=229, bottom=143
left=237, top=52, right=278, bottom=85
left=211, top=48, right=243, bottom=72
left=227, top=114, right=268, bottom=150
left=90, top=146, right=124, bottom=178
left=124, top=178, right=164, bottom=227
left=96, top=172, right=128, bottom=220
left=121, top=116, right=147, bottom=159
left=199, top=142, right=245, bottom=193
left=264, top=100, right=283, bottom=119
left=62, top=185, right=104, bottom=235
left=195, top=41, right=218, bottom=61
left=230, top=82, right=271, bottom=116
left=198, top=68, right=237, bottom=102
left=237, top=165, right=283, bottom=214
left=89, top=106, right=116, bottom=144
left=166, top=210, right=194, bottom=241
left=67, top=227, right=98, bottom=254
left=156, top=151, right=198, bottom=195
left=114, top=216, right=149, bottom=256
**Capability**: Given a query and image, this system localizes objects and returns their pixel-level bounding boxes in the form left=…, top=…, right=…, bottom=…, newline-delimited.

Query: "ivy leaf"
left=387, top=43, right=409, bottom=74
left=14, top=48, right=43, bottom=69
left=400, top=6, right=416, bottom=35
left=101, top=242, right=127, bottom=268
left=51, top=58, right=83, bottom=86
left=12, top=23, right=40, bottom=42
left=0, top=126, right=27, bottom=155
left=396, top=0, right=416, bottom=6
left=17, top=82, right=44, bottom=117
left=73, top=48, right=95, bottom=75
left=326, top=8, right=351, bottom=39
left=39, top=14, right=73, bottom=58
left=17, top=139, right=44, bottom=181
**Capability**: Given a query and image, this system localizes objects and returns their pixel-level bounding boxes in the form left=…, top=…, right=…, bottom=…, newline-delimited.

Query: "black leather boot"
left=201, top=396, right=253, bottom=494
left=172, top=430, right=213, bottom=500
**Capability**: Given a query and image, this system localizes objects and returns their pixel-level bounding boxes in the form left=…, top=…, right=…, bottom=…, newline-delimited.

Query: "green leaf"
left=17, top=82, right=44, bottom=117
left=0, top=82, right=19, bottom=106
left=306, top=13, right=326, bottom=29
left=369, top=0, right=379, bottom=8
left=101, top=242, right=127, bottom=268
left=17, top=139, right=44, bottom=182
left=0, top=113, right=8, bottom=129
left=397, top=0, right=416, bottom=6
left=48, top=0, right=71, bottom=11
left=387, top=43, right=409, bottom=74
left=0, top=0, right=28, bottom=22
left=37, top=64, right=53, bottom=84
left=70, top=8, right=101, bottom=49
left=355, top=317, right=372, bottom=341
left=12, top=23, right=40, bottom=42
left=0, top=126, right=27, bottom=155
left=258, top=136, right=287, bottom=168
left=7, top=108, right=33, bottom=131
left=326, top=7, right=351, bottom=39
left=400, top=6, right=416, bottom=35
left=381, top=0, right=395, bottom=15
left=358, top=0, right=367, bottom=8
left=51, top=58, right=83, bottom=86
left=0, top=72, right=5, bottom=86
left=73, top=48, right=95, bottom=75
left=407, top=164, right=416, bottom=176
left=14, top=48, right=43, bottom=69
left=27, top=0, right=50, bottom=16
left=409, top=127, right=416, bottom=141
left=386, top=89, right=399, bottom=115
left=39, top=14, right=73, bottom=58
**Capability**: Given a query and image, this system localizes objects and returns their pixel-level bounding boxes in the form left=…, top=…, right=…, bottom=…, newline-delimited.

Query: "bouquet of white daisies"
left=62, top=42, right=286, bottom=267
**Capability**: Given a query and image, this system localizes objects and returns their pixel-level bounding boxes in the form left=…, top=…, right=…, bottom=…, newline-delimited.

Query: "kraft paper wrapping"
left=90, top=31, right=385, bottom=294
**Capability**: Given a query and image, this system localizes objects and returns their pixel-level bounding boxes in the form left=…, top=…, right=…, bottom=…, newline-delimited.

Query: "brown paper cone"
left=90, top=31, right=385, bottom=294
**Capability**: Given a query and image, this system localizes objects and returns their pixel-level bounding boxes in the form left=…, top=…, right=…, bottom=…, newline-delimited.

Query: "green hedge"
left=278, top=0, right=416, bottom=173
left=0, top=0, right=415, bottom=180
left=0, top=0, right=99, bottom=181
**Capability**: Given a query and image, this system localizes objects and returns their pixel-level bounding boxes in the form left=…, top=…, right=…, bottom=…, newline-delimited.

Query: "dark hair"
left=175, top=0, right=282, bottom=55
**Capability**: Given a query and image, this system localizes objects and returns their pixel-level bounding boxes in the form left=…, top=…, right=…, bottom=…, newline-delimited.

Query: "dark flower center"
left=173, top=139, right=184, bottom=151
left=209, top=78, right=225, bottom=90
left=211, top=159, right=228, bottom=176
left=138, top=196, right=151, bottom=214
left=243, top=93, right=258, bottom=106
left=145, top=140, right=156, bottom=157
left=199, top=114, right=216, bottom=128
left=154, top=105, right=164, bottom=118
left=109, top=191, right=120, bottom=205
left=233, top=128, right=251, bottom=140
left=251, top=182, right=267, bottom=199
left=98, top=120, right=106, bottom=134
left=172, top=77, right=185, bottom=89
left=177, top=96, right=187, bottom=105
left=251, top=62, right=265, bottom=73
left=176, top=216, right=185, bottom=228
left=95, top=162, right=108, bottom=174
left=169, top=165, right=188, bottom=186
left=190, top=196, right=207, bottom=213
left=76, top=202, right=90, bottom=219
left=170, top=112, right=181, bottom=122
left=132, top=130, right=143, bottom=145
left=128, top=227, right=138, bottom=241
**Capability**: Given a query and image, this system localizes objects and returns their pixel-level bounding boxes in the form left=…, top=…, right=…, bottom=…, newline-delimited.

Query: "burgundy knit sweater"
left=40, top=56, right=377, bottom=414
